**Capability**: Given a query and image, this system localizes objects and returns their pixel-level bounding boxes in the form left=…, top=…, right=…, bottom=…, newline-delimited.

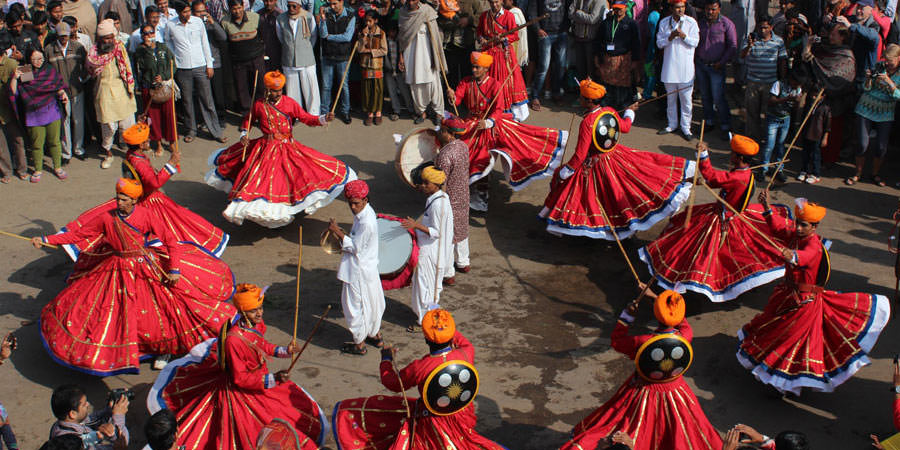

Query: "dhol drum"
left=256, top=419, right=306, bottom=450
left=395, top=128, right=440, bottom=189
left=377, top=214, right=419, bottom=290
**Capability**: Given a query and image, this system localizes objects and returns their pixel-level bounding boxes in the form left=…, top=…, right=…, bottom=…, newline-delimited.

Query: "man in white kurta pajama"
left=403, top=167, right=454, bottom=329
left=655, top=0, right=699, bottom=139
left=397, top=0, right=445, bottom=125
left=330, top=180, right=386, bottom=355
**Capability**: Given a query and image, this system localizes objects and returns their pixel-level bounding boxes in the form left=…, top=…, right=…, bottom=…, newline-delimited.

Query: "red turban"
left=344, top=180, right=369, bottom=199
left=441, top=115, right=467, bottom=134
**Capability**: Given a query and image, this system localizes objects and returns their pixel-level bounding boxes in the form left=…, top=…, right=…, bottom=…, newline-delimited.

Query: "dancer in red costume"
left=59, top=123, right=229, bottom=261
left=30, top=179, right=236, bottom=376
left=205, top=71, right=356, bottom=228
left=561, top=290, right=723, bottom=450
left=737, top=194, right=890, bottom=395
left=540, top=79, right=695, bottom=240
left=638, top=136, right=794, bottom=302
left=333, top=308, right=507, bottom=450
left=446, top=51, right=566, bottom=211
left=148, top=284, right=326, bottom=450
left=476, top=0, right=529, bottom=122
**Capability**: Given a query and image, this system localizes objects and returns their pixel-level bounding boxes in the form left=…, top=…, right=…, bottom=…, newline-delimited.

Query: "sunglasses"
left=142, top=30, right=156, bottom=35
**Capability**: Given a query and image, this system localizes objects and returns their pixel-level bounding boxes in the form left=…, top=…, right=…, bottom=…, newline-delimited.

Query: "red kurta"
left=561, top=316, right=723, bottom=450
left=205, top=96, right=356, bottom=228
left=452, top=75, right=565, bottom=189
left=149, top=322, right=325, bottom=450
left=42, top=206, right=236, bottom=376
left=737, top=212, right=891, bottom=394
left=639, top=155, right=793, bottom=302
left=540, top=106, right=694, bottom=240
left=476, top=9, right=528, bottom=110
left=333, top=332, right=506, bottom=450
left=60, top=150, right=229, bottom=260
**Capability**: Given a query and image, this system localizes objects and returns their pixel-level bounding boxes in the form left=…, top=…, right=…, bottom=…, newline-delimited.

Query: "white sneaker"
left=805, top=175, right=820, bottom=184
left=74, top=148, right=85, bottom=157
left=796, top=172, right=807, bottom=182
left=100, top=156, right=114, bottom=169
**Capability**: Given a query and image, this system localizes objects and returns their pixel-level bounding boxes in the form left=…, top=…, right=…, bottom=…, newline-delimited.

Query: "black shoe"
left=413, top=116, right=425, bottom=125
left=681, top=132, right=693, bottom=142
left=430, top=114, right=440, bottom=126
left=754, top=168, right=768, bottom=181
left=657, top=128, right=673, bottom=135
left=775, top=171, right=788, bottom=183
left=339, top=113, right=352, bottom=125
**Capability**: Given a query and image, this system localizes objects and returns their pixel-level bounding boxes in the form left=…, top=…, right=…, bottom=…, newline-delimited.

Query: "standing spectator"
left=193, top=0, right=227, bottom=127
left=45, top=22, right=86, bottom=160
left=5, top=11, right=38, bottom=61
left=49, top=384, right=130, bottom=450
left=104, top=11, right=131, bottom=48
left=32, top=11, right=56, bottom=49
left=98, top=0, right=134, bottom=34
left=61, top=0, right=96, bottom=36
left=128, top=6, right=163, bottom=53
left=47, top=1, right=64, bottom=31
left=398, top=0, right=446, bottom=125
left=384, top=23, right=413, bottom=120
left=568, top=0, right=604, bottom=80
left=656, top=0, right=699, bottom=140
left=771, top=0, right=796, bottom=36
left=760, top=73, right=801, bottom=182
left=155, top=0, right=179, bottom=36
left=29, top=0, right=49, bottom=17
left=527, top=0, right=569, bottom=110
left=695, top=0, right=736, bottom=138
left=165, top=1, right=225, bottom=142
left=505, top=0, right=527, bottom=73
left=594, top=0, right=640, bottom=110
left=357, top=10, right=386, bottom=125
left=0, top=36, right=27, bottom=183
left=438, top=0, right=477, bottom=87
left=10, top=48, right=68, bottom=182
left=62, top=15, right=92, bottom=49
left=797, top=90, right=829, bottom=184
left=276, top=0, right=319, bottom=114
left=846, top=43, right=900, bottom=186
left=836, top=0, right=881, bottom=83
left=740, top=15, right=786, bottom=142
left=144, top=410, right=177, bottom=450
left=88, top=19, right=137, bottom=168
left=222, top=0, right=266, bottom=116
left=206, top=0, right=229, bottom=21
left=317, top=0, right=355, bottom=123
left=134, top=23, right=177, bottom=152
left=256, top=0, right=283, bottom=72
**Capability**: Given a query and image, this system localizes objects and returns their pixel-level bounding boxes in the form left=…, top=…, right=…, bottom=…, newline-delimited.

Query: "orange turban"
left=422, top=308, right=456, bottom=344
left=264, top=71, right=286, bottom=90
left=653, top=290, right=685, bottom=328
left=122, top=123, right=150, bottom=146
left=234, top=283, right=264, bottom=311
left=116, top=178, right=143, bottom=199
left=470, top=51, right=494, bottom=68
left=730, top=134, right=759, bottom=156
left=579, top=79, right=606, bottom=100
left=794, top=198, right=826, bottom=223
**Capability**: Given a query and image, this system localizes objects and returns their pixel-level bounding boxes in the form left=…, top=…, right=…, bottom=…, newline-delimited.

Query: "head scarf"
left=344, top=179, right=369, bottom=199
left=421, top=166, right=446, bottom=185
left=234, top=283, right=265, bottom=311
left=422, top=308, right=455, bottom=344
left=116, top=178, right=143, bottom=199
left=794, top=198, right=826, bottom=223
left=653, top=290, right=685, bottom=327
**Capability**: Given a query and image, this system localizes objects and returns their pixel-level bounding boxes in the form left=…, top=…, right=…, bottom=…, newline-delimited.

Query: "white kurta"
left=655, top=14, right=699, bottom=84
left=404, top=23, right=444, bottom=115
left=411, top=190, right=454, bottom=324
left=337, top=204, right=386, bottom=344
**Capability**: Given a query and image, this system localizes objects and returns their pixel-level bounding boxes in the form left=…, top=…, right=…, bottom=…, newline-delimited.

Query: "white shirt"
left=337, top=204, right=380, bottom=284
left=656, top=14, right=699, bottom=84
left=403, top=23, right=436, bottom=85
left=416, top=190, right=453, bottom=270
left=164, top=16, right=214, bottom=69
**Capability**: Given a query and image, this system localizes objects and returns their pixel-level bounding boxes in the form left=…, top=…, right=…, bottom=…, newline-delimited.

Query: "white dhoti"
left=336, top=204, right=386, bottom=344
left=341, top=277, right=385, bottom=344
left=284, top=65, right=321, bottom=116
left=411, top=190, right=453, bottom=324
left=404, top=23, right=444, bottom=117
left=409, top=78, right=444, bottom=116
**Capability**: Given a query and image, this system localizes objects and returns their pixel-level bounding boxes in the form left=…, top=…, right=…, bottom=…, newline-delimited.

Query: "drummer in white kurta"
left=402, top=166, right=454, bottom=331
left=329, top=180, right=386, bottom=355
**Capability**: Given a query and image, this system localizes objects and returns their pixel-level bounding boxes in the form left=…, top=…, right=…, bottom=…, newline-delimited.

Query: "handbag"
left=149, top=80, right=173, bottom=104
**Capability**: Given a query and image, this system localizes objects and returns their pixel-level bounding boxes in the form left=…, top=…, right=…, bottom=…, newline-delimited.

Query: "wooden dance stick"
left=241, top=69, right=260, bottom=162
left=292, top=226, right=303, bottom=344
left=684, top=120, right=705, bottom=227
left=764, top=88, right=824, bottom=191
left=747, top=159, right=790, bottom=171
left=616, top=85, right=690, bottom=114
left=478, top=64, right=517, bottom=123
left=594, top=200, right=642, bottom=285
left=381, top=339, right=412, bottom=424
left=1, top=230, right=58, bottom=248
left=429, top=26, right=459, bottom=118
left=287, top=304, right=332, bottom=372
left=700, top=183, right=784, bottom=251
left=169, top=65, right=180, bottom=171
left=329, top=45, right=358, bottom=117
left=629, top=275, right=657, bottom=307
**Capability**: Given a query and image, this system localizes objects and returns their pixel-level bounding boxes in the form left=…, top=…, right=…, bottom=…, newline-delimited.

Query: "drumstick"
left=1, top=230, right=58, bottom=248
left=287, top=304, right=331, bottom=372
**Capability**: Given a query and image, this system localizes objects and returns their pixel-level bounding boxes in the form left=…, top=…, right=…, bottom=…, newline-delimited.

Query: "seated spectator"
left=49, top=384, right=130, bottom=450
left=721, top=424, right=809, bottom=450
left=144, top=410, right=177, bottom=450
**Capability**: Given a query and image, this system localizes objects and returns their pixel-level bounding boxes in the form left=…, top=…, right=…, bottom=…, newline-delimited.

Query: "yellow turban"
left=794, top=198, right=826, bottom=223
left=122, top=123, right=150, bottom=146
left=470, top=51, right=494, bottom=68
left=116, top=178, right=143, bottom=199
left=264, top=71, right=286, bottom=90
left=421, top=166, right=446, bottom=185
left=579, top=79, right=606, bottom=100
left=653, top=290, right=685, bottom=328
left=234, top=283, right=264, bottom=311
left=422, top=308, right=456, bottom=344
left=730, top=134, right=760, bottom=156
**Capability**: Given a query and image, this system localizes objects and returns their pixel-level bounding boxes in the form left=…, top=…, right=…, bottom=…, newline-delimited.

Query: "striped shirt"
left=743, top=34, right=786, bottom=84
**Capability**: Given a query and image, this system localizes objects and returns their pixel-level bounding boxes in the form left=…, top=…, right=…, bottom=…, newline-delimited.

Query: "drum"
left=395, top=128, right=440, bottom=188
left=377, top=214, right=419, bottom=291
left=256, top=419, right=305, bottom=450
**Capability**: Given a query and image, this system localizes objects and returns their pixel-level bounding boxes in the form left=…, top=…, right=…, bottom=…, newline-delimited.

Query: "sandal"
left=30, top=172, right=42, bottom=183
left=1, top=176, right=9, bottom=184
left=844, top=175, right=859, bottom=185
left=872, top=175, right=886, bottom=187
left=183, top=135, right=195, bottom=143
left=54, top=168, right=68, bottom=180
left=16, top=172, right=28, bottom=181
left=365, top=335, right=384, bottom=348
left=406, top=323, right=420, bottom=333
left=340, top=343, right=367, bottom=355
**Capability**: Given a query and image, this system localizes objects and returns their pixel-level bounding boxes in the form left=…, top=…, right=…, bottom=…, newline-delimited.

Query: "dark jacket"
left=527, top=0, right=570, bottom=35
left=44, top=38, right=86, bottom=96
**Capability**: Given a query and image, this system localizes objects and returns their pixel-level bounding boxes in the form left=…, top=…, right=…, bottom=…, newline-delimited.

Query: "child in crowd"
left=383, top=23, right=414, bottom=121
left=357, top=10, right=387, bottom=126
left=797, top=92, right=830, bottom=184
left=760, top=73, right=802, bottom=183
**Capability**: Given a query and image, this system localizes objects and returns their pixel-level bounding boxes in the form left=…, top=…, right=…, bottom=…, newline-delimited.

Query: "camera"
left=108, top=388, right=135, bottom=403
left=874, top=61, right=888, bottom=76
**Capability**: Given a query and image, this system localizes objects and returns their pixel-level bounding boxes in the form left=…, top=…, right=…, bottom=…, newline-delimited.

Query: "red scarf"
left=86, top=41, right=134, bottom=91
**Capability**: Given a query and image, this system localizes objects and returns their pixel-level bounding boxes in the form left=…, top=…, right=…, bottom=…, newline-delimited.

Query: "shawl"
left=398, top=3, right=447, bottom=72
left=807, top=43, right=856, bottom=114
left=86, top=41, right=134, bottom=90
left=16, top=64, right=67, bottom=112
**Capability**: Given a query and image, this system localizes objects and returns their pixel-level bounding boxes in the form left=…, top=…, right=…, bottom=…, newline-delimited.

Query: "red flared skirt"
left=463, top=116, right=566, bottom=189
left=561, top=375, right=723, bottom=450
left=540, top=145, right=694, bottom=240
left=737, top=285, right=890, bottom=394
left=60, top=192, right=229, bottom=260
left=205, top=137, right=356, bottom=228
left=333, top=396, right=507, bottom=450
left=148, top=339, right=325, bottom=450
left=638, top=203, right=792, bottom=302
left=483, top=46, right=528, bottom=109
left=41, top=244, right=236, bottom=376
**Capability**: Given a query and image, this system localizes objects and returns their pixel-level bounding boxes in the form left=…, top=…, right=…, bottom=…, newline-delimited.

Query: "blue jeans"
left=802, top=138, right=821, bottom=176
left=762, top=115, right=791, bottom=172
left=531, top=32, right=567, bottom=99
left=695, top=62, right=731, bottom=130
left=320, top=58, right=350, bottom=116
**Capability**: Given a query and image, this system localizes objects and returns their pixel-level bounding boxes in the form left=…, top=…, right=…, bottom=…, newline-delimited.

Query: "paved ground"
left=1, top=98, right=898, bottom=449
